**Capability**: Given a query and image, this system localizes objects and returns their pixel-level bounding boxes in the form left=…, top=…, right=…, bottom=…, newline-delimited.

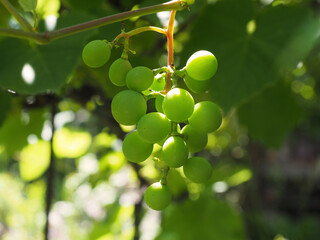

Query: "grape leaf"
left=157, top=196, right=245, bottom=240
left=18, top=0, right=37, bottom=12
left=0, top=13, right=94, bottom=94
left=237, top=81, right=303, bottom=148
left=180, top=0, right=320, bottom=112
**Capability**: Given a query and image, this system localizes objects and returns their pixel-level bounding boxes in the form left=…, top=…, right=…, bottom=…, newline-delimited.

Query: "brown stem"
left=113, top=26, right=167, bottom=44
left=165, top=10, right=176, bottom=93
left=0, top=0, right=188, bottom=44
left=167, top=10, right=176, bottom=69
left=44, top=98, right=57, bottom=240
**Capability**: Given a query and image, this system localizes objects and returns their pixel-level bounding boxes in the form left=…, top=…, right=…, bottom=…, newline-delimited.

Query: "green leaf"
left=18, top=0, right=37, bottom=12
left=237, top=81, right=303, bottom=148
left=0, top=109, right=46, bottom=155
left=0, top=91, right=11, bottom=127
left=19, top=140, right=50, bottom=181
left=181, top=0, right=320, bottom=112
left=0, top=13, right=94, bottom=94
left=157, top=196, right=245, bottom=240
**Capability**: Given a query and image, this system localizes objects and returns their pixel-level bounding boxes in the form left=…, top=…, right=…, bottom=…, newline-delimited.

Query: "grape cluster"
left=82, top=40, right=222, bottom=211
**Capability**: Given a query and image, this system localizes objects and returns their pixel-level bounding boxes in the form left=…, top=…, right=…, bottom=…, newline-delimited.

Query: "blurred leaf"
left=36, top=0, right=60, bottom=18
left=0, top=91, right=11, bottom=127
left=0, top=174, right=44, bottom=238
left=0, top=13, right=94, bottom=94
left=53, top=127, right=92, bottom=158
left=61, top=0, right=104, bottom=13
left=18, top=0, right=37, bottom=12
left=238, top=81, right=303, bottom=148
left=19, top=140, right=50, bottom=181
left=210, top=163, right=251, bottom=185
left=227, top=168, right=252, bottom=186
left=0, top=109, right=45, bottom=155
left=181, top=0, right=320, bottom=112
left=157, top=196, right=245, bottom=240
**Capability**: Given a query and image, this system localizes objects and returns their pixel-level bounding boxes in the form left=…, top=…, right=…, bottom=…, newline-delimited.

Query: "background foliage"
left=1, top=0, right=320, bottom=239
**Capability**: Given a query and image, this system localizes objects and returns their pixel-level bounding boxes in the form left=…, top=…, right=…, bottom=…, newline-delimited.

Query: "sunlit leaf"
left=53, top=127, right=92, bottom=158
left=19, top=140, right=50, bottom=181
left=36, top=0, right=60, bottom=18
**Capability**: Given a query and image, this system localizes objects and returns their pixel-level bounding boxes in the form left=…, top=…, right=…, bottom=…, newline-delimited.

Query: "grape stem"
left=113, top=26, right=167, bottom=45
left=0, top=0, right=192, bottom=44
left=165, top=10, right=176, bottom=93
left=160, top=166, right=170, bottom=185
left=153, top=66, right=171, bottom=75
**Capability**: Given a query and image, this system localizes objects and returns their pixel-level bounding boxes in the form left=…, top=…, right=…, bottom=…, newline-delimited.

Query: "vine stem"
left=0, top=0, right=190, bottom=44
left=45, top=98, right=57, bottom=240
left=165, top=10, right=176, bottom=93
left=113, top=26, right=166, bottom=44
left=0, top=0, right=34, bottom=32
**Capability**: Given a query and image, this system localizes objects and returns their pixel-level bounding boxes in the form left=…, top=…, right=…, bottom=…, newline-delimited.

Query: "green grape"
left=184, top=74, right=210, bottom=94
left=111, top=90, right=147, bottom=125
left=144, top=182, right=171, bottom=211
left=137, top=112, right=171, bottom=143
left=161, top=136, right=188, bottom=168
left=82, top=40, right=111, bottom=68
left=109, top=58, right=132, bottom=87
left=122, top=131, right=153, bottom=163
left=188, top=101, right=222, bottom=133
left=162, top=88, right=194, bottom=122
left=126, top=66, right=154, bottom=92
left=183, top=157, right=212, bottom=183
left=181, top=125, right=208, bottom=153
left=155, top=95, right=164, bottom=113
left=186, top=50, right=218, bottom=81
left=150, top=73, right=166, bottom=91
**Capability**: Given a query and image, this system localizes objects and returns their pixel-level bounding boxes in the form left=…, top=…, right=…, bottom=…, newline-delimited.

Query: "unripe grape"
left=111, top=90, right=147, bottom=125
left=183, top=157, right=212, bottom=183
left=122, top=131, right=153, bottom=163
left=126, top=66, right=154, bottom=92
left=186, top=50, right=218, bottom=81
left=82, top=40, right=111, bottom=68
left=155, top=95, right=164, bottom=113
left=184, top=74, right=210, bottom=94
left=137, top=112, right=171, bottom=143
left=161, top=136, right=188, bottom=168
left=188, top=101, right=222, bottom=133
left=109, top=58, right=132, bottom=87
left=144, top=182, right=172, bottom=211
left=181, top=125, right=208, bottom=153
left=162, top=88, right=194, bottom=122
